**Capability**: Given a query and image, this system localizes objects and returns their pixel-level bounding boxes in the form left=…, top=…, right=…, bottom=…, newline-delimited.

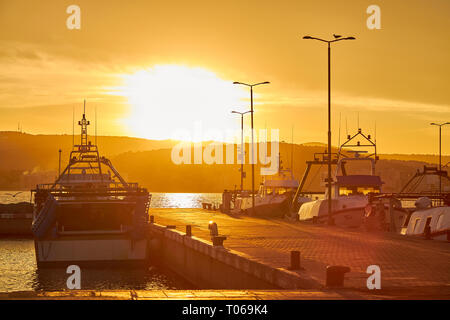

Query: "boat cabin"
left=259, top=178, right=299, bottom=196
left=334, top=175, right=383, bottom=197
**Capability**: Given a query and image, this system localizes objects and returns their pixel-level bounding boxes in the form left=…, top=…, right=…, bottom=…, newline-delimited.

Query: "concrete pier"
left=147, top=208, right=450, bottom=298
left=1, top=208, right=448, bottom=300
left=148, top=221, right=318, bottom=290
left=1, top=288, right=439, bottom=300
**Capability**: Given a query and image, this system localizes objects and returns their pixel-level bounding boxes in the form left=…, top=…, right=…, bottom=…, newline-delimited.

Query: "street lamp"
left=303, top=34, right=356, bottom=225
left=232, top=81, right=270, bottom=215
left=231, top=110, right=251, bottom=191
left=430, top=122, right=450, bottom=196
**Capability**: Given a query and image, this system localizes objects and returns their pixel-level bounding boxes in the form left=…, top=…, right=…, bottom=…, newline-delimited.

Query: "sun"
left=112, top=65, right=249, bottom=142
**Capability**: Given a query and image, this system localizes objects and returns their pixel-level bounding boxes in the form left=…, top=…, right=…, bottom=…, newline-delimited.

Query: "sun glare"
left=113, top=65, right=249, bottom=142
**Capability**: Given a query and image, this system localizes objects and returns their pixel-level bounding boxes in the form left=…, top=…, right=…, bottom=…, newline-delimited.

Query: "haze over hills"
left=0, top=132, right=448, bottom=192
left=0, top=131, right=179, bottom=171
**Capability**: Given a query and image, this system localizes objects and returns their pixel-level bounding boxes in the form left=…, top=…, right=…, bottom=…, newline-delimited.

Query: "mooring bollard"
left=326, top=265, right=351, bottom=287
left=186, top=225, right=192, bottom=237
left=209, top=221, right=218, bottom=237
left=212, top=235, right=227, bottom=246
left=424, top=225, right=431, bottom=240
left=150, top=215, right=154, bottom=224
left=290, top=251, right=301, bottom=270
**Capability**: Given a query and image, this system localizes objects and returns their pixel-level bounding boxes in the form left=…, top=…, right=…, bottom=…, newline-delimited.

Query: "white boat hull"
left=298, top=196, right=367, bottom=227
left=401, top=206, right=450, bottom=241
left=232, top=194, right=291, bottom=217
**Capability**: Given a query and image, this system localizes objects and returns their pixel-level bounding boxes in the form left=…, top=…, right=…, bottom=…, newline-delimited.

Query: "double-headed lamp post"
left=233, top=81, right=270, bottom=215
left=303, top=34, right=355, bottom=225
left=430, top=122, right=450, bottom=196
left=231, top=110, right=251, bottom=191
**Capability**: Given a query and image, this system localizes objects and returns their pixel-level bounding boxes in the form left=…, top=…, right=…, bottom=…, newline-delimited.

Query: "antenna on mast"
left=346, top=117, right=348, bottom=136
left=291, top=125, right=294, bottom=176
left=79, top=99, right=90, bottom=146
left=72, top=105, right=75, bottom=146
left=338, top=112, right=342, bottom=146
left=95, top=105, right=97, bottom=145
left=357, top=112, right=360, bottom=129
left=374, top=120, right=377, bottom=143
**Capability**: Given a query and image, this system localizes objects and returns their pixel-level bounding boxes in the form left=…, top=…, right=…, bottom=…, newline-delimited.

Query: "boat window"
left=339, top=187, right=355, bottom=196
left=338, top=186, right=380, bottom=196
left=357, top=187, right=380, bottom=195
left=412, top=218, right=421, bottom=232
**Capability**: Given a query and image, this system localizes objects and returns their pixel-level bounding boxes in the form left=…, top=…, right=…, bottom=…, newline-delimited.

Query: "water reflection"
left=0, top=192, right=220, bottom=292
left=0, top=239, right=192, bottom=292
left=150, top=193, right=221, bottom=208
left=33, top=266, right=188, bottom=291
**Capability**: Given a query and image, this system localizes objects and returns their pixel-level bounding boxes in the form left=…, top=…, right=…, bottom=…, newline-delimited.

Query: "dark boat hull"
left=34, top=237, right=149, bottom=268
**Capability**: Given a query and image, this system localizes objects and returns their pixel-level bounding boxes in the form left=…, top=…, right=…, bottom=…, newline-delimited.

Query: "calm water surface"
left=0, top=192, right=222, bottom=292
left=0, top=191, right=223, bottom=208
left=0, top=239, right=193, bottom=292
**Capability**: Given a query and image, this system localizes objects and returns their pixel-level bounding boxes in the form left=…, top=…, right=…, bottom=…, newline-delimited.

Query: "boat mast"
left=291, top=125, right=294, bottom=179
left=79, top=99, right=90, bottom=147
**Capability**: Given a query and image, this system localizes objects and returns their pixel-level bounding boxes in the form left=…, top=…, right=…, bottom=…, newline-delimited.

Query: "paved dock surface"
left=0, top=288, right=443, bottom=300
left=149, top=208, right=450, bottom=298
left=0, top=289, right=374, bottom=300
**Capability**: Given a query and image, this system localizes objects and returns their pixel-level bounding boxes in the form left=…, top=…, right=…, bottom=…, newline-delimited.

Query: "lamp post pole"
left=303, top=34, right=355, bottom=225
left=430, top=122, right=450, bottom=197
left=231, top=110, right=251, bottom=191
left=233, top=81, right=270, bottom=215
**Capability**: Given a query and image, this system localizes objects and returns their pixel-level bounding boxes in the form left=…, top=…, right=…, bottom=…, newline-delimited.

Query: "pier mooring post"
left=289, top=251, right=301, bottom=270
left=325, top=265, right=351, bottom=287
left=186, top=225, right=192, bottom=237
left=150, top=215, right=154, bottom=224
left=209, top=221, right=218, bottom=237
left=424, top=225, right=431, bottom=240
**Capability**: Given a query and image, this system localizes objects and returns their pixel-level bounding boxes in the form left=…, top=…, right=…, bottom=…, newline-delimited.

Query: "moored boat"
left=31, top=103, right=151, bottom=267
left=223, top=155, right=308, bottom=217
left=400, top=196, right=450, bottom=240
left=298, top=129, right=382, bottom=227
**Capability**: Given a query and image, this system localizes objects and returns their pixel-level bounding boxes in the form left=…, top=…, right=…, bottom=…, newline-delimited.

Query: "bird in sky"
left=5, top=191, right=24, bottom=197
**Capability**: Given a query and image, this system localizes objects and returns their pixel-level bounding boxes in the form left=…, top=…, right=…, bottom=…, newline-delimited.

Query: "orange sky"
left=0, top=0, right=449, bottom=154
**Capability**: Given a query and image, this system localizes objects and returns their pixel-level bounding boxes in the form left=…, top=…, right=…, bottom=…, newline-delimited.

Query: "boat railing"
left=368, top=192, right=450, bottom=207
left=35, top=181, right=141, bottom=191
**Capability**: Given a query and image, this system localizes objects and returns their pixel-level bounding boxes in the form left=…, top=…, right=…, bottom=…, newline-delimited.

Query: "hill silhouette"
left=0, top=132, right=448, bottom=192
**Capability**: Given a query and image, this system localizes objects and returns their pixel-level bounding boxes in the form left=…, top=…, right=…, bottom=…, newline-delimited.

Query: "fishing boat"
left=223, top=155, right=307, bottom=217
left=400, top=196, right=450, bottom=240
left=398, top=166, right=450, bottom=240
left=369, top=166, right=450, bottom=239
left=31, top=103, right=151, bottom=267
left=297, top=129, right=384, bottom=227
